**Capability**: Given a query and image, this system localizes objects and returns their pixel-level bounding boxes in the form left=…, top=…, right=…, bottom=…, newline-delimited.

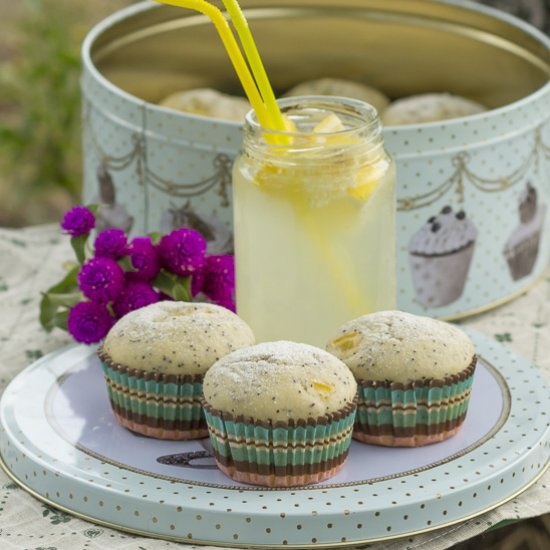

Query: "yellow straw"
left=154, top=0, right=364, bottom=310
left=153, top=0, right=272, bottom=128
left=221, top=0, right=285, bottom=131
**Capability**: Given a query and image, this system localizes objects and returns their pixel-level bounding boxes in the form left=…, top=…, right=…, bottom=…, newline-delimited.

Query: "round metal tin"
left=81, top=0, right=550, bottom=320
left=1, top=330, right=548, bottom=547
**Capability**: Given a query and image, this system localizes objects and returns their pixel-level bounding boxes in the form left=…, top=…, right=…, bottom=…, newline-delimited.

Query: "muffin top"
left=382, top=93, right=485, bottom=126
left=284, top=78, right=390, bottom=115
left=203, top=341, right=357, bottom=422
left=101, top=301, right=255, bottom=376
left=409, top=205, right=477, bottom=255
left=159, top=88, right=251, bottom=122
left=326, top=311, right=476, bottom=384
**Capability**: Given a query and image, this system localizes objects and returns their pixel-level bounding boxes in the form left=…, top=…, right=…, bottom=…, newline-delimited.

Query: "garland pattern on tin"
left=84, top=101, right=233, bottom=208
left=397, top=126, right=550, bottom=212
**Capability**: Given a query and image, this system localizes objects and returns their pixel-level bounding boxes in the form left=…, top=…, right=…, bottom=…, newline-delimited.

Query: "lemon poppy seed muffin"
left=382, top=93, right=486, bottom=126
left=99, top=301, right=255, bottom=440
left=284, top=78, right=390, bottom=115
left=327, top=311, right=476, bottom=447
left=203, top=341, right=357, bottom=487
left=159, top=88, right=251, bottom=121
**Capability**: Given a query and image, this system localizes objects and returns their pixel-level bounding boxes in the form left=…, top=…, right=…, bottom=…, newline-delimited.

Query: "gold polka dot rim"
left=1, top=330, right=548, bottom=546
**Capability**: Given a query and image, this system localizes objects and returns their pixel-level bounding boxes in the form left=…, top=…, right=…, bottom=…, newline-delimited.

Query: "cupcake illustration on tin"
left=409, top=206, right=478, bottom=308
left=94, top=165, right=134, bottom=233
left=503, top=183, right=547, bottom=281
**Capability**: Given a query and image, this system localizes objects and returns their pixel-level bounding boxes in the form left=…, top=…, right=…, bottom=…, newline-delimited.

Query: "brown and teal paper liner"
left=203, top=400, right=357, bottom=487
left=98, top=349, right=207, bottom=440
left=354, top=358, right=477, bottom=447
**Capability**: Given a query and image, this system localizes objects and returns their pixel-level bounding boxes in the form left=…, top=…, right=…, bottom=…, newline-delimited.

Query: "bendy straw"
left=153, top=0, right=284, bottom=131
left=221, top=0, right=285, bottom=131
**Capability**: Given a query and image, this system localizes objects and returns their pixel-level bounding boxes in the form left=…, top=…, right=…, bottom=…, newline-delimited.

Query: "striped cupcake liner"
left=203, top=401, right=357, bottom=487
left=99, top=350, right=207, bottom=440
left=354, top=360, right=476, bottom=447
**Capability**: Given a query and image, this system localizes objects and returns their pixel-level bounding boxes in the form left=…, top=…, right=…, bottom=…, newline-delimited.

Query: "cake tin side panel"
left=81, top=70, right=243, bottom=241
left=81, top=0, right=550, bottom=318
left=392, top=96, right=550, bottom=317
left=81, top=68, right=148, bottom=236
left=140, top=104, right=242, bottom=250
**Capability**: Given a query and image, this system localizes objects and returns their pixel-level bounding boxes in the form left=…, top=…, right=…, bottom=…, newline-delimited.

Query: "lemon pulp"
left=233, top=115, right=396, bottom=347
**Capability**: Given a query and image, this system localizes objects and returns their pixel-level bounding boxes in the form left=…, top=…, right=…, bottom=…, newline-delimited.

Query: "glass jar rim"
left=244, top=95, right=381, bottom=138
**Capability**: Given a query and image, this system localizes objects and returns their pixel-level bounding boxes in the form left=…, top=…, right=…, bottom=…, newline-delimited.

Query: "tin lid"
left=1, top=329, right=548, bottom=547
left=81, top=1, right=550, bottom=153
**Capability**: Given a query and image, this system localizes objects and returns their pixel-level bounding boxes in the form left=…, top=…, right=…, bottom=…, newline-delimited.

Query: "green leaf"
left=147, top=231, right=162, bottom=245
left=118, top=255, right=134, bottom=272
left=173, top=281, right=191, bottom=302
left=39, top=295, right=56, bottom=332
left=181, top=275, right=192, bottom=298
left=39, top=266, right=80, bottom=331
left=152, top=270, right=177, bottom=296
left=45, top=265, right=79, bottom=295
left=70, top=234, right=88, bottom=264
left=106, top=302, right=115, bottom=318
left=152, top=270, right=192, bottom=302
left=53, top=310, right=70, bottom=331
left=46, top=292, right=82, bottom=308
left=86, top=203, right=102, bottom=216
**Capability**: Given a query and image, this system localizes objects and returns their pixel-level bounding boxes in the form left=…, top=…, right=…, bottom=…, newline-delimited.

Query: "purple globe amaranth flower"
left=68, top=301, right=113, bottom=344
left=191, top=267, right=205, bottom=297
left=60, top=205, right=96, bottom=237
left=78, top=257, right=125, bottom=304
left=214, top=295, right=236, bottom=313
left=113, top=281, right=160, bottom=318
left=203, top=255, right=235, bottom=302
left=94, top=228, right=127, bottom=259
left=126, top=236, right=160, bottom=281
left=157, top=228, right=207, bottom=277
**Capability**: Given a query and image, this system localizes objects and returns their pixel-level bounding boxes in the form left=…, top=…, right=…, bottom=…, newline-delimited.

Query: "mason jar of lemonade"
left=233, top=97, right=395, bottom=347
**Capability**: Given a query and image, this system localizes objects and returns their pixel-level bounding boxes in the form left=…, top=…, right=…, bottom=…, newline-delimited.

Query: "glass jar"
left=232, top=97, right=396, bottom=347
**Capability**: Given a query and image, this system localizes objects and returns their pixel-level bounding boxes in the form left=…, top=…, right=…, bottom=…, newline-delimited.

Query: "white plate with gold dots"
left=1, top=330, right=549, bottom=548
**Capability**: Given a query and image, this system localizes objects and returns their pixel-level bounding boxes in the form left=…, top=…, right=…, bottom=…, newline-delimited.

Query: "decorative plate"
left=1, top=330, right=548, bottom=547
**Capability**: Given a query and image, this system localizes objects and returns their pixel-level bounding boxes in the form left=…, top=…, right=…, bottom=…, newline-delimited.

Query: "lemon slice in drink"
left=254, top=114, right=340, bottom=188
left=349, top=165, right=380, bottom=202
left=253, top=115, right=296, bottom=188
left=313, top=113, right=346, bottom=133
left=282, top=114, right=298, bottom=133
left=314, top=115, right=382, bottom=202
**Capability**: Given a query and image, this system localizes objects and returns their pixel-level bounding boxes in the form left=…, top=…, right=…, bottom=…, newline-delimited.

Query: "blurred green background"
left=0, top=0, right=133, bottom=227
left=0, top=0, right=548, bottom=227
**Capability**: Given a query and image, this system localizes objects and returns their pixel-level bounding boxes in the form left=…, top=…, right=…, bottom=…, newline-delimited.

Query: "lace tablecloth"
left=0, top=224, right=548, bottom=550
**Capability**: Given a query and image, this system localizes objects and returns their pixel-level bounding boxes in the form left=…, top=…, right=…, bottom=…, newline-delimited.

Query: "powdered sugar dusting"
left=102, top=301, right=255, bottom=375
left=326, top=311, right=475, bottom=384
left=203, top=341, right=357, bottom=421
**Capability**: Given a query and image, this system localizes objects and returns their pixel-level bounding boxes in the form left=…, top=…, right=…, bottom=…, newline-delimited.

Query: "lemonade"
left=233, top=97, right=396, bottom=347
